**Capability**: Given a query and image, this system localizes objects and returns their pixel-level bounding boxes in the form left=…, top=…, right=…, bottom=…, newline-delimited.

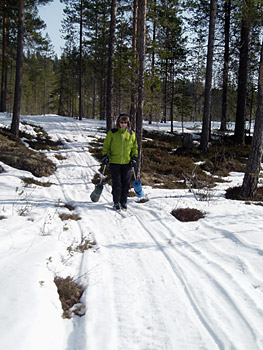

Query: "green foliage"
left=0, top=0, right=262, bottom=125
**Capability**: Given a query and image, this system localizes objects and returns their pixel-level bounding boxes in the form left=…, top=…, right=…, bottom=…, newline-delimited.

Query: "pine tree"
left=136, top=0, right=147, bottom=178
left=240, top=39, right=263, bottom=198
left=106, top=0, right=117, bottom=131
left=220, top=0, right=231, bottom=132
left=11, top=0, right=24, bottom=137
left=200, top=0, right=217, bottom=152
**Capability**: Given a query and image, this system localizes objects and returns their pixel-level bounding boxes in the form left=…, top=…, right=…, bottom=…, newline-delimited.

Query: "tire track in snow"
left=46, top=120, right=108, bottom=350
left=93, top=206, right=172, bottom=350
left=128, top=207, right=224, bottom=349
left=131, top=206, right=263, bottom=349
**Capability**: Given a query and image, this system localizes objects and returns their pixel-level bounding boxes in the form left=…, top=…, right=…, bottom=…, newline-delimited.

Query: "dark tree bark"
left=170, top=65, right=175, bottom=134
left=0, top=0, right=7, bottom=112
left=234, top=14, right=250, bottom=144
left=11, top=0, right=24, bottom=138
left=200, top=0, right=217, bottom=152
left=240, top=40, right=263, bottom=198
left=106, top=0, right=117, bottom=131
left=220, top=0, right=231, bottom=132
left=149, top=0, right=156, bottom=125
left=130, top=0, right=138, bottom=131
left=78, top=0, right=83, bottom=120
left=163, top=58, right=168, bottom=123
left=136, top=0, right=147, bottom=178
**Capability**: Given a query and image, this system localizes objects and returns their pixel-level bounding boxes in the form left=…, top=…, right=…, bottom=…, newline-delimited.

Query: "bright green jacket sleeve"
left=102, top=127, right=138, bottom=165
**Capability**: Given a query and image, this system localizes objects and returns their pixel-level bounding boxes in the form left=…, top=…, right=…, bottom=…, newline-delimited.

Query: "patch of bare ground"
left=0, top=127, right=57, bottom=177
left=171, top=208, right=205, bottom=222
left=225, top=186, right=263, bottom=203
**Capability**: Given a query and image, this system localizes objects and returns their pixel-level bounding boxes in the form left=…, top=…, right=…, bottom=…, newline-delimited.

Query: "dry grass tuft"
left=54, top=276, right=85, bottom=319
left=64, top=203, right=75, bottom=211
left=21, top=177, right=53, bottom=187
left=59, top=213, right=81, bottom=221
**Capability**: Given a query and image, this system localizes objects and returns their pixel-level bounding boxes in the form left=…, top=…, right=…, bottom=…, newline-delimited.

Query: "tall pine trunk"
left=240, top=40, right=263, bottom=198
left=220, top=0, right=231, bottom=132
left=130, top=0, right=138, bottom=131
left=149, top=0, right=156, bottom=125
left=106, top=0, right=117, bottom=131
left=136, top=0, right=147, bottom=178
left=0, top=0, right=7, bottom=112
left=78, top=0, right=83, bottom=120
left=11, top=0, right=24, bottom=138
left=200, top=0, right=217, bottom=152
left=234, top=13, right=250, bottom=144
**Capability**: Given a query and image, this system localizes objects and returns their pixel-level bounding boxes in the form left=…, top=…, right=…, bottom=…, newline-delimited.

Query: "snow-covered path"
left=1, top=115, right=263, bottom=350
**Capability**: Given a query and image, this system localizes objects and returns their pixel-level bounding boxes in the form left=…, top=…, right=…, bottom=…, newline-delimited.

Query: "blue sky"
left=38, top=0, right=65, bottom=57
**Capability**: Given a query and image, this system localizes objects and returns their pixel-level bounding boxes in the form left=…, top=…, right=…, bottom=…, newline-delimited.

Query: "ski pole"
left=132, top=167, right=136, bottom=180
left=99, top=164, right=107, bottom=184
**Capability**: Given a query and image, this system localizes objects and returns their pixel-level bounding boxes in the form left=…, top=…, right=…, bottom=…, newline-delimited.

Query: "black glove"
left=102, top=154, right=109, bottom=165
left=130, top=156, right=137, bottom=167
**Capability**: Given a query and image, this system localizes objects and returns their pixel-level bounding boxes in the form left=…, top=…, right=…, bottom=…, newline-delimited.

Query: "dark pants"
left=110, top=163, right=131, bottom=204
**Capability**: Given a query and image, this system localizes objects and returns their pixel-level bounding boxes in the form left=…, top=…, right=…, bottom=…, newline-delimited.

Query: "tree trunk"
left=234, top=3, right=250, bottom=144
left=136, top=0, right=147, bottom=178
left=240, top=40, right=263, bottom=199
left=163, top=58, right=168, bottom=123
left=11, top=0, right=24, bottom=138
left=149, top=0, right=156, bottom=125
left=78, top=0, right=83, bottom=120
left=220, top=0, right=231, bottom=132
left=170, top=66, right=175, bottom=134
left=0, top=0, right=7, bottom=112
left=130, top=0, right=138, bottom=131
left=106, top=0, right=117, bottom=131
left=200, top=0, right=217, bottom=152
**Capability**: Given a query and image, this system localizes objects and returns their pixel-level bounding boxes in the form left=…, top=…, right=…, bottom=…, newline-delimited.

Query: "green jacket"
left=102, top=127, right=138, bottom=164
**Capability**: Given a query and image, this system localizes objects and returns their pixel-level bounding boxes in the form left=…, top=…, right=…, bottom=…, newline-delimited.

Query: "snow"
left=0, top=113, right=263, bottom=350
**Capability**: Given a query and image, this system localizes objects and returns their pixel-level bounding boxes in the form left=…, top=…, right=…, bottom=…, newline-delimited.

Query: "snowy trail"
left=1, top=114, right=263, bottom=350
left=34, top=117, right=263, bottom=350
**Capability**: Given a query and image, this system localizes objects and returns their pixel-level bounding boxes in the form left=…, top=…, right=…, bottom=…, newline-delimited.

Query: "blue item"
left=132, top=168, right=144, bottom=198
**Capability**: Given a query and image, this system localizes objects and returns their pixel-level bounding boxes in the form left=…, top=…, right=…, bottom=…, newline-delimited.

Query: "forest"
left=1, top=0, right=263, bottom=197
left=0, top=1, right=262, bottom=121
